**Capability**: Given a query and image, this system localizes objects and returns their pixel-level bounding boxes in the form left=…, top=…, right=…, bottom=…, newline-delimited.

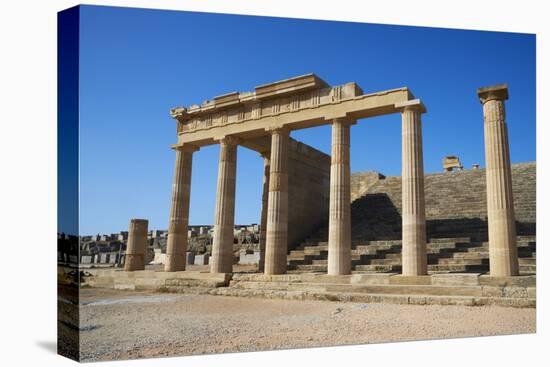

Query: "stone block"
left=431, top=273, right=481, bottom=286
left=502, top=287, right=529, bottom=298
left=481, top=286, right=504, bottom=297
left=113, top=278, right=135, bottom=290
left=389, top=275, right=432, bottom=285
left=239, top=250, right=260, bottom=265
left=479, top=275, right=536, bottom=288
left=194, top=254, right=209, bottom=265
left=425, top=296, right=476, bottom=306
left=350, top=273, right=396, bottom=285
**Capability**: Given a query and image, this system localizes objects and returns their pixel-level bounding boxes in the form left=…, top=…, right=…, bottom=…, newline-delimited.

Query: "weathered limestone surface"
left=124, top=219, right=148, bottom=271
left=264, top=128, right=289, bottom=275
left=350, top=171, right=385, bottom=202
left=210, top=137, right=239, bottom=273
left=170, top=74, right=411, bottom=149
left=327, top=118, right=353, bottom=275
left=348, top=162, right=535, bottom=240
left=478, top=84, right=519, bottom=276
left=258, top=154, right=270, bottom=272
left=287, top=140, right=330, bottom=250
left=398, top=100, right=427, bottom=276
left=165, top=145, right=197, bottom=272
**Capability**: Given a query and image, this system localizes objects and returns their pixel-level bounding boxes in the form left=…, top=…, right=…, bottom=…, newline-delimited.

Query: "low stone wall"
left=83, top=268, right=231, bottom=291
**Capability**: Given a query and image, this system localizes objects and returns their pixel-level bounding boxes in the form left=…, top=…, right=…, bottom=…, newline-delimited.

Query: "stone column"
left=124, top=219, right=148, bottom=271
left=264, top=127, right=289, bottom=275
left=327, top=118, right=354, bottom=275
left=210, top=137, right=239, bottom=274
left=258, top=153, right=270, bottom=272
left=478, top=84, right=519, bottom=276
left=165, top=144, right=198, bottom=272
left=397, top=100, right=428, bottom=276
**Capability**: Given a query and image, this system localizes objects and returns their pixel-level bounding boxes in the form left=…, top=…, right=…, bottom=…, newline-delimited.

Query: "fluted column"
left=264, top=127, right=289, bottom=275
left=124, top=219, right=148, bottom=271
left=210, top=137, right=239, bottom=274
left=258, top=153, right=270, bottom=272
left=165, top=144, right=198, bottom=272
left=478, top=84, right=519, bottom=277
left=397, top=100, right=427, bottom=276
left=328, top=118, right=354, bottom=275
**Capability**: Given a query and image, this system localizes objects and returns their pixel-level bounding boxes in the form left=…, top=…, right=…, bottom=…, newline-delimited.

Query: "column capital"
left=395, top=99, right=427, bottom=114
left=171, top=143, right=200, bottom=153
left=214, top=135, right=241, bottom=146
left=477, top=84, right=509, bottom=104
left=258, top=150, right=271, bottom=159
left=265, top=125, right=290, bottom=135
left=331, top=117, right=356, bottom=126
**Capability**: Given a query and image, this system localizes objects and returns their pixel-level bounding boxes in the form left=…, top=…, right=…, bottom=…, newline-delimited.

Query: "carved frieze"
left=169, top=74, right=370, bottom=135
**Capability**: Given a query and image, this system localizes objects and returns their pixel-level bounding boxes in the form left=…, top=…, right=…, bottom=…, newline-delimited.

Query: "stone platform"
left=82, top=267, right=535, bottom=308
left=83, top=267, right=231, bottom=292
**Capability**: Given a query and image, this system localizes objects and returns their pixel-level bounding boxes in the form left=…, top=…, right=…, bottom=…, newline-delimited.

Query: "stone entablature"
left=172, top=81, right=361, bottom=134
left=170, top=74, right=412, bottom=149
left=171, top=74, right=353, bottom=132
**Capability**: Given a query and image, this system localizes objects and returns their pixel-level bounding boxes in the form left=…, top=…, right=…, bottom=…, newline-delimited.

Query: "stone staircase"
left=287, top=162, right=536, bottom=275
left=288, top=236, right=536, bottom=274
left=213, top=272, right=536, bottom=308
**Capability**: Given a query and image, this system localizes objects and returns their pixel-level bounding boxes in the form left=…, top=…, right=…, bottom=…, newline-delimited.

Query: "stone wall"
left=348, top=162, right=535, bottom=241
left=350, top=171, right=386, bottom=201
left=287, top=139, right=331, bottom=249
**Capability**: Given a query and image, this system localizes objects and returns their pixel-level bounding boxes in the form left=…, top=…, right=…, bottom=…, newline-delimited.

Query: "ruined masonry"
left=86, top=75, right=535, bottom=307
left=165, top=75, right=525, bottom=278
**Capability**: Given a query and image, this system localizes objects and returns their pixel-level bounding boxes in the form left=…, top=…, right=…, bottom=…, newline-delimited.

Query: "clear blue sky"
left=75, top=5, right=535, bottom=235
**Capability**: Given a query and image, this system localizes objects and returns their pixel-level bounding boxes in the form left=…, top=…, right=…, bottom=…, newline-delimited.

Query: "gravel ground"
left=76, top=288, right=535, bottom=362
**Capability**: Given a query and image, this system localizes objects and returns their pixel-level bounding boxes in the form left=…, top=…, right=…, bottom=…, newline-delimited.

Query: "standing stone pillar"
left=397, top=100, right=428, bottom=276
left=264, top=127, right=289, bottom=275
left=165, top=144, right=198, bottom=272
left=327, top=118, right=354, bottom=275
left=258, top=153, right=270, bottom=272
left=210, top=137, right=239, bottom=274
left=124, top=219, right=148, bottom=271
left=478, top=84, right=519, bottom=276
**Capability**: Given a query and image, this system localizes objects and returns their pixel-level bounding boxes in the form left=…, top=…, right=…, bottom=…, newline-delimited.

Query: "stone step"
left=291, top=264, right=329, bottom=272
left=519, top=264, right=536, bottom=272
left=289, top=252, right=535, bottom=268
left=230, top=280, right=492, bottom=297
left=427, top=264, right=488, bottom=272
left=518, top=258, right=536, bottom=265
left=304, top=246, right=328, bottom=252
left=435, top=258, right=489, bottom=266
left=354, top=264, right=400, bottom=272
left=210, top=287, right=535, bottom=308
left=517, top=235, right=536, bottom=242
left=311, top=259, right=328, bottom=265
left=367, top=258, right=403, bottom=265
left=447, top=251, right=489, bottom=259
left=428, top=237, right=472, bottom=244
left=162, top=286, right=215, bottom=294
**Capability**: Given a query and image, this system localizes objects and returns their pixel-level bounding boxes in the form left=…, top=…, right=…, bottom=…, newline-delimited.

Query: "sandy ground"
left=74, top=288, right=535, bottom=362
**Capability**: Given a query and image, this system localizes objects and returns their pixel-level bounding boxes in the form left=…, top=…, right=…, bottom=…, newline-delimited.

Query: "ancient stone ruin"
left=83, top=75, right=535, bottom=308
left=164, top=75, right=522, bottom=278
